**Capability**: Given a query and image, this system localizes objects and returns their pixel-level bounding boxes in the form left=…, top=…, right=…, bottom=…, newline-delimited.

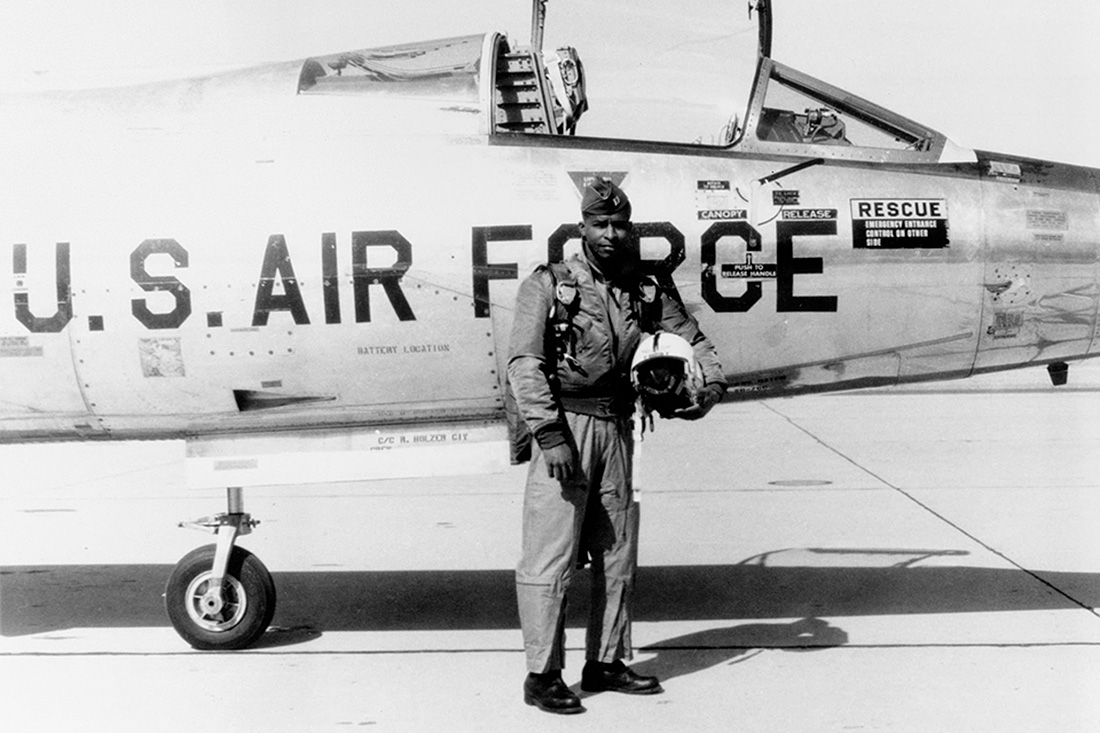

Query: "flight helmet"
left=631, top=331, right=702, bottom=416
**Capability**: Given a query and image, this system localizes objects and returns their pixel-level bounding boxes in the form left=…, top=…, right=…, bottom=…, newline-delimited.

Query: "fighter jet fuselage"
left=0, top=12, right=1095, bottom=447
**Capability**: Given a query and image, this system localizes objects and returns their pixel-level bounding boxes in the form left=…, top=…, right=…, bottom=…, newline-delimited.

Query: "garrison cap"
left=581, top=178, right=631, bottom=218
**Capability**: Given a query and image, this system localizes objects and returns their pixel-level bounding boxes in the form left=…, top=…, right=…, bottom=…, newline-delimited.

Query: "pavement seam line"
left=760, top=401, right=1100, bottom=620
left=7, top=641, right=1100, bottom=657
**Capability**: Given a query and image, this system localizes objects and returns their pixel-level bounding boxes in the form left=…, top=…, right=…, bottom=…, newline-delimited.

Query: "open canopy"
left=288, top=0, right=969, bottom=163
left=529, top=0, right=968, bottom=162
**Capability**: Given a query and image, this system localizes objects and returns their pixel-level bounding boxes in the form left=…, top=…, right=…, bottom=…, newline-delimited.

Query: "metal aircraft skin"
left=1, top=1, right=1096, bottom=648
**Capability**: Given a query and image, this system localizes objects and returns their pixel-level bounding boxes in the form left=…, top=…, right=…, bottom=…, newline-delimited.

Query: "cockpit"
left=487, top=0, right=967, bottom=164
left=503, top=0, right=968, bottom=162
left=295, top=0, right=971, bottom=165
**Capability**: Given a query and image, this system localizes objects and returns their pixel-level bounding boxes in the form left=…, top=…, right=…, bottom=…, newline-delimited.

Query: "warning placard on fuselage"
left=851, top=199, right=949, bottom=249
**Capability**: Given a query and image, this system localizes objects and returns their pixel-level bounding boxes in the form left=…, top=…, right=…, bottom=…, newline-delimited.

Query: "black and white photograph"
left=2, top=1, right=1099, bottom=729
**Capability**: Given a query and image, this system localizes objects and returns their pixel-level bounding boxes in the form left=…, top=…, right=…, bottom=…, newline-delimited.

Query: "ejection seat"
left=492, top=36, right=587, bottom=136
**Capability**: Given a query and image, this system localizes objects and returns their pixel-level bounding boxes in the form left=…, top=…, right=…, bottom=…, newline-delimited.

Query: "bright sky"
left=0, top=1, right=1097, bottom=165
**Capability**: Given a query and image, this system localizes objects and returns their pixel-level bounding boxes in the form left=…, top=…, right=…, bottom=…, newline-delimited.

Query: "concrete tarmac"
left=3, top=365, right=1100, bottom=731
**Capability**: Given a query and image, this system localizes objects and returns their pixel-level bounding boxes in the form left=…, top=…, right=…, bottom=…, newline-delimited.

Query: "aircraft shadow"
left=2, top=558, right=1097, bottom=640
left=623, top=617, right=850, bottom=690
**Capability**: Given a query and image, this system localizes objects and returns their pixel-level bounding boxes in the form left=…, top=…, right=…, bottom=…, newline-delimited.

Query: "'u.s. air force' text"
left=8, top=219, right=840, bottom=334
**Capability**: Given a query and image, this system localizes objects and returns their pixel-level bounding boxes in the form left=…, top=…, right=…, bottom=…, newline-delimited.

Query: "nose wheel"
left=165, top=487, right=276, bottom=650
left=165, top=544, right=275, bottom=649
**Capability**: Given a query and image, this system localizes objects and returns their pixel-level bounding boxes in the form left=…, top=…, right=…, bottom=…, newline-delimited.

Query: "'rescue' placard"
left=851, top=199, right=949, bottom=249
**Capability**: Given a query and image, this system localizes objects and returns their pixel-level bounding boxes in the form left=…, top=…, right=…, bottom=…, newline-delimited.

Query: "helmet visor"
left=635, top=357, right=686, bottom=396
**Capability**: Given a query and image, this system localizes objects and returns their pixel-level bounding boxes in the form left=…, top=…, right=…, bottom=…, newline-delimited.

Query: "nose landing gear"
left=165, top=487, right=276, bottom=650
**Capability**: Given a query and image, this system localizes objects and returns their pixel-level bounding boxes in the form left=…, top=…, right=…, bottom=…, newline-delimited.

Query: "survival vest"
left=504, top=261, right=664, bottom=464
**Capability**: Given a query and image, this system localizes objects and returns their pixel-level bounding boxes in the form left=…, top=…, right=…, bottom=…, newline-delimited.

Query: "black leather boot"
left=523, top=671, right=584, bottom=714
left=581, top=660, right=663, bottom=695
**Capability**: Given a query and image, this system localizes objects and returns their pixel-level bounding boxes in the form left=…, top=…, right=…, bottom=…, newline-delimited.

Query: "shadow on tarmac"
left=3, top=556, right=1097, bottom=640
left=630, top=617, right=849, bottom=687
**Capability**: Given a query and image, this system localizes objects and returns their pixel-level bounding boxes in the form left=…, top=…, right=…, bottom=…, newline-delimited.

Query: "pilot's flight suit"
left=508, top=252, right=725, bottom=674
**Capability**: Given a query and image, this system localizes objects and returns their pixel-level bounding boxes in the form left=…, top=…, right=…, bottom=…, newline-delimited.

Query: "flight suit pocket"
left=571, top=313, right=595, bottom=358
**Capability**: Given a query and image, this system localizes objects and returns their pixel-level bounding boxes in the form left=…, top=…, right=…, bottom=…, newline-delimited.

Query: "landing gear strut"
left=165, top=487, right=275, bottom=650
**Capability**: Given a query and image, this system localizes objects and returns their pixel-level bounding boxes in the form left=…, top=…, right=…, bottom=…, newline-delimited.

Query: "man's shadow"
left=627, top=617, right=848, bottom=686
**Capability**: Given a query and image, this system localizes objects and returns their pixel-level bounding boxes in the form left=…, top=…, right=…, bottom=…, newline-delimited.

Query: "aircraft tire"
left=165, top=544, right=277, bottom=650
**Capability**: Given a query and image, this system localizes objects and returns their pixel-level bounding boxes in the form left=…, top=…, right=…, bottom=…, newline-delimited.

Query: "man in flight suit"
left=508, top=179, right=727, bottom=714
